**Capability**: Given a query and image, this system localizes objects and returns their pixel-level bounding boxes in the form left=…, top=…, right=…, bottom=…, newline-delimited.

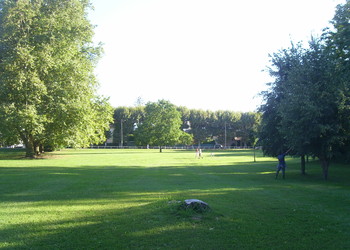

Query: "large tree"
left=260, top=36, right=350, bottom=180
left=135, top=100, right=193, bottom=152
left=0, top=0, right=113, bottom=157
left=278, top=39, right=342, bottom=180
left=326, top=0, right=350, bottom=162
left=258, top=44, right=301, bottom=157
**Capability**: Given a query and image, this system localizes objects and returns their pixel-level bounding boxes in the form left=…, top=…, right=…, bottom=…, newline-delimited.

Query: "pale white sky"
left=89, top=0, right=344, bottom=112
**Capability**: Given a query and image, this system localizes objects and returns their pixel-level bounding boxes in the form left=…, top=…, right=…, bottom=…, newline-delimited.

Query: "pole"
left=120, top=119, right=123, bottom=147
left=224, top=122, right=227, bottom=148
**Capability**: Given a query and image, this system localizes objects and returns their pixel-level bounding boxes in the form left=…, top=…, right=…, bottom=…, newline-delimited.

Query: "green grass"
left=0, top=148, right=349, bottom=249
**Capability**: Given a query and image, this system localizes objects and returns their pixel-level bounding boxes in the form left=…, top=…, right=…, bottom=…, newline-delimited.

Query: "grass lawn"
left=0, top=148, right=349, bottom=249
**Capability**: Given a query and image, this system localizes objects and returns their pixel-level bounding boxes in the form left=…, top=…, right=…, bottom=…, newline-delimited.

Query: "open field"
left=0, top=148, right=349, bottom=249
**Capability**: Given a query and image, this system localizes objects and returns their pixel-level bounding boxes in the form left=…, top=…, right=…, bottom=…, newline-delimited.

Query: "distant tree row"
left=111, top=100, right=260, bottom=150
left=259, top=1, right=350, bottom=180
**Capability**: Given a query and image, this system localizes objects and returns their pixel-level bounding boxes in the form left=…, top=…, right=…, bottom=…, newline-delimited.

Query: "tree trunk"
left=159, top=146, right=163, bottom=153
left=301, top=155, right=306, bottom=175
left=34, top=141, right=40, bottom=156
left=253, top=148, right=256, bottom=162
left=24, top=135, right=35, bottom=158
left=320, top=157, right=330, bottom=180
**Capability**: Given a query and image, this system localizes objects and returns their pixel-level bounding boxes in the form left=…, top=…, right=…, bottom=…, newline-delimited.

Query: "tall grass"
left=0, top=149, right=349, bottom=249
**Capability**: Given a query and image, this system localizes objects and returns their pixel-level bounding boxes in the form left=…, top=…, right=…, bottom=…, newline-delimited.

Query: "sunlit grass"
left=0, top=148, right=349, bottom=249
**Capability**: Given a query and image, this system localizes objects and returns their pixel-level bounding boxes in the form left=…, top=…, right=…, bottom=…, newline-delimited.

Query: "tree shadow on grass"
left=1, top=160, right=343, bottom=204
left=1, top=159, right=350, bottom=249
left=0, top=148, right=27, bottom=160
left=0, top=162, right=268, bottom=249
left=2, top=184, right=349, bottom=249
left=0, top=198, right=233, bottom=249
left=51, top=150, right=158, bottom=156
left=0, top=164, right=274, bottom=202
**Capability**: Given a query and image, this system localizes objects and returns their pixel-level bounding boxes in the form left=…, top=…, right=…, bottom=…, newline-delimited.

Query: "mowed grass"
left=0, top=149, right=349, bottom=249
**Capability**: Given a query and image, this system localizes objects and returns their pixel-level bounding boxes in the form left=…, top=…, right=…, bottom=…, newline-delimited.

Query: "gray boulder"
left=180, top=199, right=211, bottom=212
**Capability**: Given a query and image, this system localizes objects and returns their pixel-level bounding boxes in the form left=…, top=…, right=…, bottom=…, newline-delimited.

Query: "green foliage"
left=236, top=112, right=260, bottom=147
left=113, top=106, right=145, bottom=146
left=112, top=104, right=260, bottom=147
left=188, top=109, right=213, bottom=145
left=259, top=1, right=350, bottom=179
left=135, top=100, right=193, bottom=151
left=0, top=0, right=112, bottom=156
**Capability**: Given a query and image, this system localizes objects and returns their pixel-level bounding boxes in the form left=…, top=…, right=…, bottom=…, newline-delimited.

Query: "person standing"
left=275, top=148, right=291, bottom=179
left=199, top=148, right=203, bottom=159
left=195, top=148, right=199, bottom=159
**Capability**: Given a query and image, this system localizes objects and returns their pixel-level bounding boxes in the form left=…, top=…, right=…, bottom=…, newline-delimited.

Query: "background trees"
left=236, top=112, right=260, bottom=148
left=110, top=102, right=260, bottom=149
left=0, top=0, right=113, bottom=157
left=187, top=109, right=212, bottom=146
left=113, top=106, right=145, bottom=146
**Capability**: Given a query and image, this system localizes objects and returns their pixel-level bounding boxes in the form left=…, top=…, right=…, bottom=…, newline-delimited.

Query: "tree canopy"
left=259, top=0, right=350, bottom=180
left=0, top=0, right=113, bottom=157
left=135, top=100, right=193, bottom=152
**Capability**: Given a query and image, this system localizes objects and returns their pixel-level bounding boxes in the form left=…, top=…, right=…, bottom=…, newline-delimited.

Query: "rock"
left=180, top=199, right=211, bottom=213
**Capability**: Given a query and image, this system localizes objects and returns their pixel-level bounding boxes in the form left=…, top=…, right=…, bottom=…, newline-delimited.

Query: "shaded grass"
left=0, top=149, right=349, bottom=249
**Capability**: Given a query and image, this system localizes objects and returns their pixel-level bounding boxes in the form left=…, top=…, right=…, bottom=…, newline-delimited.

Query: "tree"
left=260, top=35, right=350, bottom=180
left=177, top=106, right=191, bottom=132
left=188, top=109, right=212, bottom=146
left=326, top=0, right=350, bottom=162
left=113, top=106, right=145, bottom=146
left=258, top=44, right=305, bottom=157
left=135, top=100, right=193, bottom=152
left=236, top=112, right=260, bottom=147
left=280, top=40, right=339, bottom=179
left=260, top=42, right=310, bottom=173
left=259, top=80, right=289, bottom=157
left=113, top=107, right=131, bottom=146
left=0, top=0, right=113, bottom=157
left=328, top=0, right=350, bottom=69
left=211, top=110, right=241, bottom=147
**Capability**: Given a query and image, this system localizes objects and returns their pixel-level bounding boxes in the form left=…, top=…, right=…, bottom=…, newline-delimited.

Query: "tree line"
left=111, top=101, right=260, bottom=150
left=259, top=1, right=350, bottom=180
left=1, top=0, right=349, bottom=183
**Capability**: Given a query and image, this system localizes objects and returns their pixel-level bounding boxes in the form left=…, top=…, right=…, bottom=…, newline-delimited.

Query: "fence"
left=88, top=145, right=256, bottom=150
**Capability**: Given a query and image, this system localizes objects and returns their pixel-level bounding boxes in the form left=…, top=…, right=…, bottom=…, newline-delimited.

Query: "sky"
left=88, top=0, right=345, bottom=112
